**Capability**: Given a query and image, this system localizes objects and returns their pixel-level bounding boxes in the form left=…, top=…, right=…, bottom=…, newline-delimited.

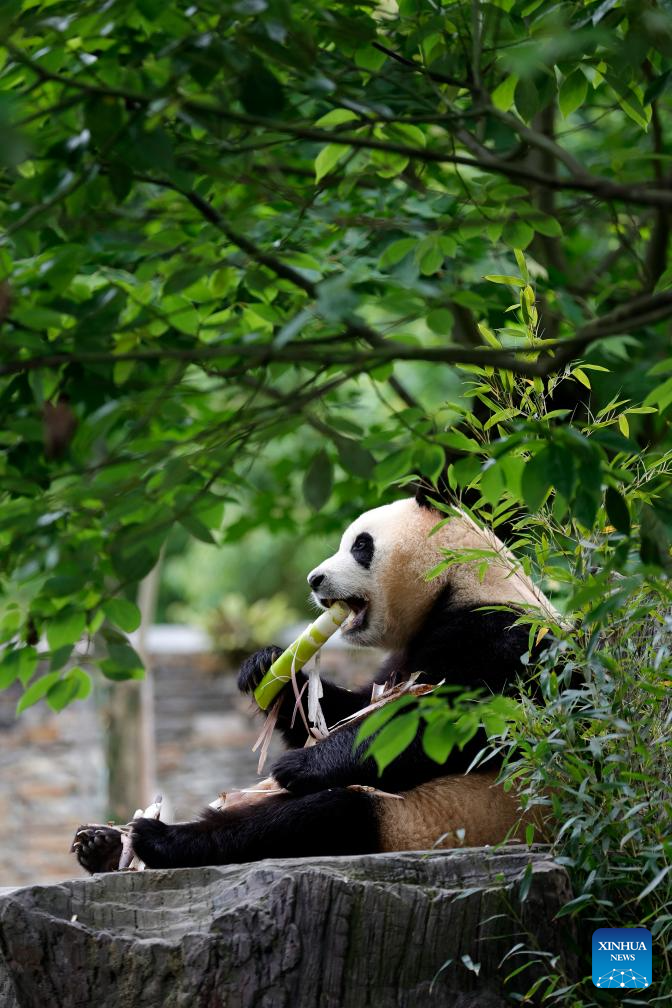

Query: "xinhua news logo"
left=592, top=928, right=652, bottom=989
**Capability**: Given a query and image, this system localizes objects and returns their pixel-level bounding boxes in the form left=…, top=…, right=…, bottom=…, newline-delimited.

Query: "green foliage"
left=502, top=602, right=672, bottom=1003
left=356, top=688, right=521, bottom=774
left=360, top=359, right=672, bottom=1004
left=208, top=593, right=298, bottom=663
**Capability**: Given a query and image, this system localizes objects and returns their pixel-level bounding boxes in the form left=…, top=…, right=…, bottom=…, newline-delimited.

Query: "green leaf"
left=99, top=663, right=145, bottom=682
left=107, top=642, right=144, bottom=670
left=315, top=109, right=358, bottom=128
left=488, top=695, right=523, bottom=720
left=47, top=675, right=82, bottom=711
left=355, top=696, right=419, bottom=746
left=163, top=265, right=210, bottom=296
left=355, top=45, right=388, bottom=72
left=364, top=711, right=420, bottom=774
left=370, top=147, right=408, bottom=179
left=422, top=718, right=458, bottom=764
left=521, top=447, right=553, bottom=511
left=379, top=238, right=416, bottom=269
left=50, top=644, right=73, bottom=672
left=303, top=450, right=333, bottom=510
left=559, top=69, right=588, bottom=118
left=492, top=75, right=518, bottom=111
left=502, top=221, right=534, bottom=250
left=644, top=375, right=672, bottom=413
left=572, top=453, right=602, bottom=529
left=638, top=865, right=672, bottom=901
left=69, top=667, right=92, bottom=700
left=481, top=711, right=507, bottom=736
left=480, top=460, right=504, bottom=505
left=605, top=486, right=630, bottom=536
left=316, top=274, right=357, bottom=320
left=46, top=611, right=86, bottom=651
left=532, top=215, right=562, bottom=237
left=386, top=122, right=426, bottom=148
left=436, top=431, right=481, bottom=453
left=111, top=529, right=163, bottom=582
left=137, top=0, right=163, bottom=17
left=0, top=646, right=38, bottom=690
left=478, top=322, right=501, bottom=348
left=179, top=514, right=217, bottom=544
left=315, top=144, right=348, bottom=182
left=607, top=76, right=650, bottom=130
left=100, top=642, right=145, bottom=680
left=17, top=672, right=61, bottom=714
left=336, top=438, right=375, bottom=478
left=514, top=249, right=529, bottom=281
left=514, top=78, right=539, bottom=123
left=103, top=598, right=142, bottom=633
left=414, top=443, right=445, bottom=483
left=426, top=308, right=453, bottom=334
left=417, top=238, right=444, bottom=276
left=374, top=447, right=414, bottom=485
left=483, top=275, right=525, bottom=286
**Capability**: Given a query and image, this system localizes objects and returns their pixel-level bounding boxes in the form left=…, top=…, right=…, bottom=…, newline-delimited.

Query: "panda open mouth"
left=319, top=596, right=369, bottom=633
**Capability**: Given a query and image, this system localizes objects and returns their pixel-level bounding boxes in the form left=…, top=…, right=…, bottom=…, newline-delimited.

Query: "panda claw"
left=237, top=645, right=284, bottom=695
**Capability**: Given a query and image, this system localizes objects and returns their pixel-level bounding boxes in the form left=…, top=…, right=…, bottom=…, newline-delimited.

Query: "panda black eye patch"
left=351, top=532, right=374, bottom=569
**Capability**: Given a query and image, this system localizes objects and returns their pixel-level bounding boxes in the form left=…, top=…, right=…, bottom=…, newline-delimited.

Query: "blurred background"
left=0, top=522, right=381, bottom=887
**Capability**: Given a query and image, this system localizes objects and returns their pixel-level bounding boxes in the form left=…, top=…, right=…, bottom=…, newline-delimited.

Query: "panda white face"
left=306, top=499, right=441, bottom=649
left=306, top=497, right=557, bottom=651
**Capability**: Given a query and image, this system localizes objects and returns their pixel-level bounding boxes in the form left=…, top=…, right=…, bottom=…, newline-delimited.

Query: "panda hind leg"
left=131, top=788, right=381, bottom=869
left=71, top=825, right=124, bottom=874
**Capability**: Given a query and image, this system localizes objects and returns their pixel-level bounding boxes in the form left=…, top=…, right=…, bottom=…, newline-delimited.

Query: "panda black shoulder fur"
left=78, top=492, right=555, bottom=872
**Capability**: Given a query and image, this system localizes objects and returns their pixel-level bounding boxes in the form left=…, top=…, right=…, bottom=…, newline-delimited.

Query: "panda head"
left=307, top=494, right=553, bottom=650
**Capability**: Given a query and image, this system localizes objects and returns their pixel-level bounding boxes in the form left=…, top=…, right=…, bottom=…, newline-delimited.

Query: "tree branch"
left=187, top=120, right=672, bottom=210
left=183, top=191, right=423, bottom=410
left=4, top=289, right=671, bottom=381
left=7, top=41, right=672, bottom=210
left=0, top=342, right=543, bottom=378
left=371, top=41, right=466, bottom=89
left=545, top=289, right=672, bottom=369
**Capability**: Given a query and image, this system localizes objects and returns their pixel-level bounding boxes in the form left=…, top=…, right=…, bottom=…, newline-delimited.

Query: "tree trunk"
left=102, top=560, right=161, bottom=822
left=0, top=848, right=576, bottom=1008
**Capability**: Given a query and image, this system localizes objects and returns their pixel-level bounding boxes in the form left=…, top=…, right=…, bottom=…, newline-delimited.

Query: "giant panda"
left=74, top=490, right=555, bottom=873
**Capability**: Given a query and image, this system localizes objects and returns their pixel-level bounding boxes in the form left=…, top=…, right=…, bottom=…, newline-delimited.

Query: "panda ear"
left=414, top=480, right=447, bottom=511
left=417, top=481, right=443, bottom=512
left=414, top=484, right=436, bottom=510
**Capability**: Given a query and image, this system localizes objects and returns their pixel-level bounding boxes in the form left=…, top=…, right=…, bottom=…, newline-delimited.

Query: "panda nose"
left=308, top=572, right=325, bottom=590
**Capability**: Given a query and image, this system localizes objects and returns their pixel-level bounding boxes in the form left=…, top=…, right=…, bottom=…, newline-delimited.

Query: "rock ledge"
left=0, top=847, right=575, bottom=1008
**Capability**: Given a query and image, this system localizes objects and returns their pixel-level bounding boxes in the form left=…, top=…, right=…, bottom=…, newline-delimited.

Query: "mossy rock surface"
left=0, top=848, right=575, bottom=1008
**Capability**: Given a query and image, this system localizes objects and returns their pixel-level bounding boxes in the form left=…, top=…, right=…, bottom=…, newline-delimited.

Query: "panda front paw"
left=271, top=748, right=337, bottom=795
left=237, top=645, right=283, bottom=695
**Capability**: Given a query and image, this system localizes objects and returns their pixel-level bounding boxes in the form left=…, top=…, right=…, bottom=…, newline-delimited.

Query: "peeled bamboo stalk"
left=253, top=601, right=351, bottom=710
left=125, top=795, right=163, bottom=871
